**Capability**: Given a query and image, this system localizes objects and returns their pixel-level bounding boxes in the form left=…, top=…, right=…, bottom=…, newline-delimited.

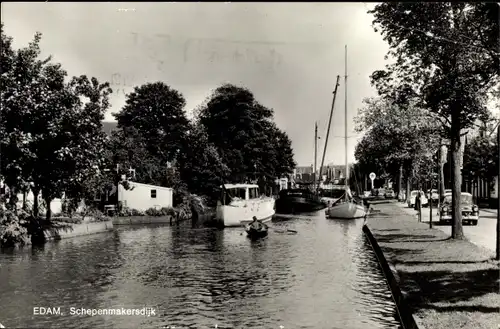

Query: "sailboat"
left=326, top=45, right=367, bottom=220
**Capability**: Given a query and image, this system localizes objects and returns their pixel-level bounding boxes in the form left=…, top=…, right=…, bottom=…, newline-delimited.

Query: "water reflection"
left=1, top=212, right=401, bottom=329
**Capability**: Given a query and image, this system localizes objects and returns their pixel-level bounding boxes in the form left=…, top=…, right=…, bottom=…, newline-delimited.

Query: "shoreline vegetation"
left=0, top=23, right=296, bottom=249
left=366, top=200, right=499, bottom=329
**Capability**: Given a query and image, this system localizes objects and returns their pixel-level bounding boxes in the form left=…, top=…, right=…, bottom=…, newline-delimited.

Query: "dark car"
left=384, top=189, right=395, bottom=199
left=439, top=192, right=478, bottom=226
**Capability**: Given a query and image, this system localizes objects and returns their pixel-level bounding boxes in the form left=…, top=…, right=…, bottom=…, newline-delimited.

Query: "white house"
left=15, top=191, right=63, bottom=215
left=118, top=181, right=173, bottom=211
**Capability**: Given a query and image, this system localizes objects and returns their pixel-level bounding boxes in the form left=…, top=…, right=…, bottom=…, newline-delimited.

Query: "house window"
left=151, top=189, right=157, bottom=198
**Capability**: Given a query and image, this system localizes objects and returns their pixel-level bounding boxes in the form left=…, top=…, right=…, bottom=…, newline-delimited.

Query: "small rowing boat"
left=245, top=223, right=268, bottom=239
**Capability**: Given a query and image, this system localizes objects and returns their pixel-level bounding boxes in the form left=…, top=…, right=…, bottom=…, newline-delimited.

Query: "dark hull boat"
left=275, top=189, right=326, bottom=214
left=245, top=224, right=268, bottom=239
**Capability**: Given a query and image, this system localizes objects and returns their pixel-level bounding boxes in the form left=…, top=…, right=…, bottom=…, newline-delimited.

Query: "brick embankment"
left=364, top=200, right=500, bottom=329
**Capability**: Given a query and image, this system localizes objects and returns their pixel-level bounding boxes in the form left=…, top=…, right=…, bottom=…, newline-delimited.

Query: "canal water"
left=0, top=211, right=402, bottom=329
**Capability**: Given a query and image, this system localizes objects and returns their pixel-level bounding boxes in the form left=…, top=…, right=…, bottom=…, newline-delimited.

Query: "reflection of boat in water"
left=245, top=223, right=269, bottom=239
left=216, top=184, right=275, bottom=227
left=275, top=188, right=326, bottom=214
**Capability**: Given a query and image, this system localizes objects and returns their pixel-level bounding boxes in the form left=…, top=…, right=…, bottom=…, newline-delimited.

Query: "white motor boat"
left=216, top=183, right=276, bottom=227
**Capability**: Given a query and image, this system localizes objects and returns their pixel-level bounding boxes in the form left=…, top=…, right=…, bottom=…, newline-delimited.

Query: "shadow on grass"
left=379, top=246, right=425, bottom=258
left=399, top=268, right=499, bottom=311
left=376, top=233, right=450, bottom=244
left=400, top=259, right=495, bottom=265
left=424, top=305, right=499, bottom=313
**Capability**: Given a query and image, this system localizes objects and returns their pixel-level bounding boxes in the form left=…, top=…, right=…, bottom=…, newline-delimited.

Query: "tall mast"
left=318, top=75, right=341, bottom=195
left=344, top=45, right=349, bottom=200
left=314, top=122, right=318, bottom=191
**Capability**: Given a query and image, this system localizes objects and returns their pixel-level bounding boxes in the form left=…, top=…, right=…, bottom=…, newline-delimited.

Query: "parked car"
left=439, top=192, right=478, bottom=225
left=407, top=190, right=428, bottom=208
left=384, top=189, right=395, bottom=199
left=426, top=189, right=439, bottom=205
left=375, top=188, right=386, bottom=199
left=363, top=191, right=372, bottom=198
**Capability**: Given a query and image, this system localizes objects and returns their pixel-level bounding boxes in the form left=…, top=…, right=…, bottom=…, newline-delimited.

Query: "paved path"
left=365, top=200, right=499, bottom=329
left=395, top=202, right=497, bottom=256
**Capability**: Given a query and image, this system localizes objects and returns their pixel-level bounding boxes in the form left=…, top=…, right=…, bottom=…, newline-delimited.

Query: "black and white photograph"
left=1, top=2, right=499, bottom=329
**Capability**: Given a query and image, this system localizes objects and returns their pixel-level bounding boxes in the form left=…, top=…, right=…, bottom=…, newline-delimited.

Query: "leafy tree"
left=27, top=72, right=111, bottom=220
left=355, top=97, right=441, bottom=198
left=177, top=123, right=229, bottom=201
left=108, top=126, right=166, bottom=186
left=368, top=3, right=500, bottom=239
left=197, top=84, right=296, bottom=185
left=266, top=122, right=297, bottom=180
left=113, top=82, right=190, bottom=164
left=0, top=25, right=112, bottom=219
left=0, top=25, right=49, bottom=209
left=463, top=125, right=498, bottom=184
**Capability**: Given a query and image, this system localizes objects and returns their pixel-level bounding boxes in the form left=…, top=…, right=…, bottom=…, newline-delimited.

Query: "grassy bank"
left=365, top=200, right=499, bottom=329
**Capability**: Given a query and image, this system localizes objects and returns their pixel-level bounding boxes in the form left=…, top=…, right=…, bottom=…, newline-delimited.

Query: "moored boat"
left=324, top=45, right=367, bottom=220
left=216, top=184, right=275, bottom=227
left=275, top=188, right=326, bottom=214
left=326, top=194, right=366, bottom=219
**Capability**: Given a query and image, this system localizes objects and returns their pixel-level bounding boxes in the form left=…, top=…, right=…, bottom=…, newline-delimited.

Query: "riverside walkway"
left=364, top=200, right=499, bottom=329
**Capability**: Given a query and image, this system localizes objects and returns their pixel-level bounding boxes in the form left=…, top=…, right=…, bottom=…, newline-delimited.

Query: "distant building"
left=292, top=163, right=352, bottom=188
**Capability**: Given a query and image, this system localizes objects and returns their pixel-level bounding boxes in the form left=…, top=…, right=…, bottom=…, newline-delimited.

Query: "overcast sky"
left=2, top=2, right=389, bottom=166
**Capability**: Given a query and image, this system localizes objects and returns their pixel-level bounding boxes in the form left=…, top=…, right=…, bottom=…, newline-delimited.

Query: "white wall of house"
left=16, top=191, right=63, bottom=214
left=491, top=176, right=498, bottom=199
left=118, top=181, right=173, bottom=211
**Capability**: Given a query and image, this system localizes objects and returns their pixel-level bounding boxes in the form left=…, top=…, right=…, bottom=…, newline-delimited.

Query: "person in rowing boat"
left=250, top=216, right=267, bottom=230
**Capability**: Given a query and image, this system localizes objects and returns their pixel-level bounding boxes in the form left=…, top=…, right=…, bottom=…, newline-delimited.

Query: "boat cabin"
left=221, top=184, right=262, bottom=204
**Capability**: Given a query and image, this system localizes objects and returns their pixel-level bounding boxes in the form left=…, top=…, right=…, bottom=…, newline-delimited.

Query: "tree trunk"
left=32, top=188, right=40, bottom=218
left=398, top=164, right=403, bottom=196
left=22, top=192, right=26, bottom=210
left=450, top=127, right=464, bottom=240
left=7, top=185, right=18, bottom=211
left=439, top=162, right=445, bottom=196
left=406, top=174, right=411, bottom=203
left=45, top=198, right=52, bottom=221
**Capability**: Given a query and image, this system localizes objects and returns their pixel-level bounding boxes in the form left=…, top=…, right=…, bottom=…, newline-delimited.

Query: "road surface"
left=395, top=202, right=497, bottom=256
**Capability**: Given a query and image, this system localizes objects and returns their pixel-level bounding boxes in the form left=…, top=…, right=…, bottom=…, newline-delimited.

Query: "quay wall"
left=43, top=221, right=114, bottom=242
left=362, top=224, right=424, bottom=329
left=112, top=216, right=173, bottom=225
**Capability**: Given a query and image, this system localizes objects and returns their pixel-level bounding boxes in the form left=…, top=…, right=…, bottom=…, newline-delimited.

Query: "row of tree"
left=0, top=23, right=297, bottom=222
left=354, top=3, right=499, bottom=239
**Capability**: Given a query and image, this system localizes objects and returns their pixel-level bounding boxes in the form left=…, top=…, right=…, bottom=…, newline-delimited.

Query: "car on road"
left=439, top=192, right=478, bottom=225
left=426, top=189, right=439, bottom=205
left=408, top=190, right=428, bottom=208
left=384, top=189, right=395, bottom=199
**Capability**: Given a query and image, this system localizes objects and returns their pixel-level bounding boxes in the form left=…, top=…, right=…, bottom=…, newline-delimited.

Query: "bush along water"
left=0, top=207, right=30, bottom=248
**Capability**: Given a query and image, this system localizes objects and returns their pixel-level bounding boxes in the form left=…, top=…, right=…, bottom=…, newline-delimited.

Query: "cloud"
left=2, top=2, right=389, bottom=166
